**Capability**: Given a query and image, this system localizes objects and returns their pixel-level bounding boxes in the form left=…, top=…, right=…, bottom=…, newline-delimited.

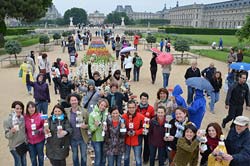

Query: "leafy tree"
left=236, top=15, right=250, bottom=42
left=64, top=8, right=87, bottom=25
left=174, top=39, right=190, bottom=63
left=39, top=35, right=50, bottom=51
left=146, top=35, right=157, bottom=48
left=0, top=0, right=52, bottom=46
left=62, top=31, right=72, bottom=38
left=104, top=12, right=133, bottom=25
left=4, top=40, right=22, bottom=65
left=0, top=19, right=6, bottom=47
left=53, top=33, right=61, bottom=45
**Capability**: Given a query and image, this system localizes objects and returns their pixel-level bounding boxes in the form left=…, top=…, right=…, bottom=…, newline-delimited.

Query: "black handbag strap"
left=84, top=90, right=96, bottom=108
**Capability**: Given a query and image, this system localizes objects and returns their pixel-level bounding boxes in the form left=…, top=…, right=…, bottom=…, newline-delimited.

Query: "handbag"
left=18, top=69, right=23, bottom=78
left=16, top=142, right=29, bottom=156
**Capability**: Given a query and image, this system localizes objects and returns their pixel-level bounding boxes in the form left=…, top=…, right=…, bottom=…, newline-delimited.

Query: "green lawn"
left=0, top=49, right=6, bottom=56
left=190, top=49, right=250, bottom=63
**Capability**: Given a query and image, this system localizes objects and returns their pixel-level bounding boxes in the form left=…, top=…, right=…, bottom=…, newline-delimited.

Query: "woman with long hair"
left=209, top=71, right=222, bottom=114
left=45, top=104, right=72, bottom=166
left=4, top=101, right=27, bottom=166
left=24, top=101, right=45, bottom=166
left=150, top=53, right=158, bottom=84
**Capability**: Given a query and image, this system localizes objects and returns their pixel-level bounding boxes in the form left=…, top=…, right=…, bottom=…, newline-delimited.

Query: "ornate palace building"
left=168, top=0, right=250, bottom=28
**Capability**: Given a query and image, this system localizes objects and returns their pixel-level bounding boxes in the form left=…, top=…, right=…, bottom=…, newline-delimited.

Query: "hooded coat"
left=172, top=85, right=187, bottom=108
left=27, top=73, right=50, bottom=102
left=188, top=89, right=206, bottom=129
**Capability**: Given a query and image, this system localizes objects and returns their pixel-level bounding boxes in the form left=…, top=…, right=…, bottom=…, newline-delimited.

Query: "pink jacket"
left=25, top=113, right=45, bottom=144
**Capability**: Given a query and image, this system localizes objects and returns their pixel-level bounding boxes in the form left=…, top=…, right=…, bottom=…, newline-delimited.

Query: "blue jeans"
left=107, top=155, right=122, bottom=166
left=28, top=140, right=44, bottom=166
left=162, top=73, right=170, bottom=88
left=133, top=66, right=140, bottom=81
left=187, top=86, right=195, bottom=105
left=209, top=92, right=220, bottom=112
left=26, top=85, right=32, bottom=93
left=124, top=144, right=142, bottom=166
left=91, top=141, right=106, bottom=166
left=149, top=145, right=166, bottom=166
left=36, top=101, right=48, bottom=114
left=71, top=139, right=87, bottom=166
left=11, top=150, right=27, bottom=166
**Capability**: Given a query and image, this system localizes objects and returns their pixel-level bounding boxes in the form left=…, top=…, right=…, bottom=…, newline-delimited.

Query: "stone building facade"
left=88, top=10, right=105, bottom=25
left=168, top=0, right=250, bottom=29
left=41, top=4, right=62, bottom=20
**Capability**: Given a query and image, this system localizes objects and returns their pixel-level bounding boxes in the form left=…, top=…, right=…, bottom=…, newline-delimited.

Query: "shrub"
left=62, top=31, right=72, bottom=37
left=39, top=35, right=50, bottom=51
left=5, top=28, right=34, bottom=36
left=53, top=33, right=61, bottom=45
left=174, top=39, right=190, bottom=63
left=4, top=40, right=22, bottom=65
left=146, top=35, right=157, bottom=48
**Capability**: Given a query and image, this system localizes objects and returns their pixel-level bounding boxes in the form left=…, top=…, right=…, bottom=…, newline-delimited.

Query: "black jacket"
left=201, top=67, right=216, bottom=81
left=106, top=92, right=129, bottom=114
left=184, top=67, right=201, bottom=80
left=225, top=127, right=250, bottom=166
left=56, top=79, right=75, bottom=100
left=209, top=78, right=222, bottom=92
left=225, top=82, right=250, bottom=106
left=88, top=64, right=111, bottom=87
left=150, top=56, right=157, bottom=69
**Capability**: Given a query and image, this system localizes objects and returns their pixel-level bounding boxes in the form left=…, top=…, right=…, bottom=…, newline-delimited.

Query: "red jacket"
left=134, top=38, right=139, bottom=45
left=122, top=112, right=144, bottom=146
left=136, top=104, right=155, bottom=119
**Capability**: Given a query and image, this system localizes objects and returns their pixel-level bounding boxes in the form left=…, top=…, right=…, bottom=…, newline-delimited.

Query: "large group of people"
left=4, top=28, right=250, bottom=166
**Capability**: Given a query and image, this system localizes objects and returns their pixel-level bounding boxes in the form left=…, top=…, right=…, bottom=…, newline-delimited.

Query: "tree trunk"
left=14, top=53, right=18, bottom=65
left=0, top=32, right=4, bottom=48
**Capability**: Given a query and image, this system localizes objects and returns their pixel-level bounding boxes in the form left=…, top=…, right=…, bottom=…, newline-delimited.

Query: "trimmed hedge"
left=158, top=27, right=237, bottom=35
left=6, top=28, right=34, bottom=36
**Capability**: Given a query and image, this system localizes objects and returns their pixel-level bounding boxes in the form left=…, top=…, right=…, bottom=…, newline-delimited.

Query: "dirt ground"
left=0, top=30, right=250, bottom=165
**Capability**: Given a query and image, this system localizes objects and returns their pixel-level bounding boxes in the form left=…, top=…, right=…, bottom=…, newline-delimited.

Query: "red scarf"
left=206, top=136, right=220, bottom=151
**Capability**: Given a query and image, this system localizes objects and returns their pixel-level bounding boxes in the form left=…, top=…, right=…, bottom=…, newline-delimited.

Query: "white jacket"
left=123, top=56, right=133, bottom=69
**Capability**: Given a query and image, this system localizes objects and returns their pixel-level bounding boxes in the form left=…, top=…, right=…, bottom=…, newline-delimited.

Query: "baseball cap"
left=234, top=116, right=250, bottom=126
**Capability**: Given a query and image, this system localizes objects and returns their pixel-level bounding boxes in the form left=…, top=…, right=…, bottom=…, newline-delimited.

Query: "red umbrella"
left=150, top=47, right=161, bottom=54
left=156, top=52, right=174, bottom=65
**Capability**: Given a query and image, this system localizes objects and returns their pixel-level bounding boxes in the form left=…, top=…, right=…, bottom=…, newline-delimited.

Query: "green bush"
left=124, top=31, right=135, bottom=36
left=6, top=28, right=34, bottom=36
left=62, top=31, right=72, bottom=37
left=4, top=40, right=22, bottom=65
left=158, top=27, right=237, bottom=35
left=39, top=35, right=49, bottom=45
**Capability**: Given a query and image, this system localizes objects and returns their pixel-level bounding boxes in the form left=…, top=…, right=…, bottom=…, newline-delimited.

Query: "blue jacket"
left=188, top=89, right=206, bottom=129
left=225, top=127, right=250, bottom=166
left=172, top=85, right=187, bottom=109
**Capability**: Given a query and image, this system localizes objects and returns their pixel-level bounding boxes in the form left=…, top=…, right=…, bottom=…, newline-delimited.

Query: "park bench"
left=0, top=55, right=27, bottom=67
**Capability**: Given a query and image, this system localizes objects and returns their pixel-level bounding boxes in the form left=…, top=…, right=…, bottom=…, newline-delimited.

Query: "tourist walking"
left=162, top=64, right=171, bottom=88
left=132, top=52, right=143, bottom=82
left=24, top=101, right=45, bottom=166
left=104, top=107, right=126, bottom=166
left=45, top=104, right=72, bottom=166
left=123, top=52, right=133, bottom=81
left=115, top=40, right=122, bottom=60
left=122, top=100, right=144, bottom=166
left=209, top=71, right=222, bottom=114
left=184, top=61, right=201, bottom=105
left=150, top=53, right=158, bottom=84
left=201, top=63, right=216, bottom=81
left=88, top=99, right=109, bottom=166
left=65, top=93, right=89, bottom=166
left=19, top=60, right=33, bottom=95
left=4, top=101, right=27, bottom=166
left=236, top=49, right=244, bottom=62
left=172, top=85, right=187, bottom=109
left=159, top=39, right=164, bottom=52
left=222, top=73, right=250, bottom=128
left=26, top=73, right=50, bottom=114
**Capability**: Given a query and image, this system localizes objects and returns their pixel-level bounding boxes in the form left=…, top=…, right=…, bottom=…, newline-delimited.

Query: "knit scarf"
left=139, top=103, right=148, bottom=109
left=206, top=136, right=220, bottom=151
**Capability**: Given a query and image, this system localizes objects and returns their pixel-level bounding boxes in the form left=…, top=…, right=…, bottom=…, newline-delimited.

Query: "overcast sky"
left=53, top=0, right=229, bottom=15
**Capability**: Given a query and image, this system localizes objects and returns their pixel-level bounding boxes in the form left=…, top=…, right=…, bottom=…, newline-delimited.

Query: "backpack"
left=135, top=57, right=143, bottom=67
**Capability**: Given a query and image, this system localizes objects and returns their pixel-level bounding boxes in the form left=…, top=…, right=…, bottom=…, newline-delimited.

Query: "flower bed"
left=83, top=38, right=114, bottom=63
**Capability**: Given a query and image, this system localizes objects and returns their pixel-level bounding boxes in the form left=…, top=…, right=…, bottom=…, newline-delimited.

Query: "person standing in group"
left=88, top=99, right=109, bottom=166
left=188, top=89, right=206, bottom=129
left=26, top=74, right=50, bottom=114
left=222, top=116, right=250, bottom=166
left=104, top=107, right=126, bottom=166
left=115, top=39, right=122, bottom=60
left=123, top=52, right=133, bottom=81
left=110, top=70, right=123, bottom=90
left=160, top=39, right=164, bottom=52
left=222, top=73, right=250, bottom=128
left=122, top=100, right=145, bottom=166
left=172, top=85, right=187, bottom=109
left=173, top=123, right=199, bottom=166
left=29, top=51, right=36, bottom=65
left=132, top=52, right=143, bottom=82
left=19, top=60, right=34, bottom=95
left=51, top=63, right=61, bottom=95
left=45, top=104, right=72, bottom=166
left=200, top=122, right=223, bottom=166
left=227, top=48, right=237, bottom=71
left=38, top=53, right=51, bottom=85
left=105, top=83, right=129, bottom=114
left=4, top=101, right=27, bottom=166
left=154, top=88, right=169, bottom=111
left=88, top=62, right=111, bottom=87
left=162, top=64, right=171, bottom=88
left=65, top=93, right=89, bottom=166
left=209, top=71, right=222, bottom=114
left=24, top=101, right=45, bottom=166
left=148, top=106, right=167, bottom=166
left=184, top=61, right=201, bottom=105
left=26, top=54, right=35, bottom=76
left=136, top=92, right=154, bottom=164
left=201, top=63, right=216, bottom=81
left=150, top=53, right=158, bottom=84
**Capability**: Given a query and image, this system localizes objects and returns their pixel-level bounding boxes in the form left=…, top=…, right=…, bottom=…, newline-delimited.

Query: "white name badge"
left=31, top=124, right=36, bottom=130
left=120, top=128, right=127, bottom=133
left=129, top=122, right=134, bottom=129
left=165, top=132, right=170, bottom=137
left=57, top=125, right=62, bottom=130
left=165, top=123, right=172, bottom=128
